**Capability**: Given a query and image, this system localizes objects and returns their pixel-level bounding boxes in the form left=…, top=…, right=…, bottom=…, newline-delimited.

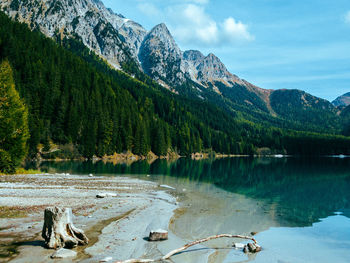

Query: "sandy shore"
left=0, top=173, right=178, bottom=263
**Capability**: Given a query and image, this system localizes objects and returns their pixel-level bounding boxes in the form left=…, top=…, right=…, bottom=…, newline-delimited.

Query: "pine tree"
left=0, top=60, right=29, bottom=173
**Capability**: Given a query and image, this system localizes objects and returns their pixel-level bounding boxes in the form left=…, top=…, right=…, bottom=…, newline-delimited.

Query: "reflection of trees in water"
left=35, top=157, right=350, bottom=227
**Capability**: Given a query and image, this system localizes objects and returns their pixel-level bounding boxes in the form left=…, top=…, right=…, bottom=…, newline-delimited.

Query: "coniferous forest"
left=1, top=11, right=350, bottom=172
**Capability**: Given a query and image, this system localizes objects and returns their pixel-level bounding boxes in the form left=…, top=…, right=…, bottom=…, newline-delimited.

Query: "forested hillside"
left=0, top=12, right=257, bottom=158
left=1, top=11, right=350, bottom=163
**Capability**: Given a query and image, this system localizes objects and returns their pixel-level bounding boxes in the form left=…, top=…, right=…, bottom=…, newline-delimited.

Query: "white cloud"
left=222, top=17, right=254, bottom=42
left=167, top=4, right=253, bottom=47
left=133, top=0, right=253, bottom=47
left=346, top=11, right=350, bottom=24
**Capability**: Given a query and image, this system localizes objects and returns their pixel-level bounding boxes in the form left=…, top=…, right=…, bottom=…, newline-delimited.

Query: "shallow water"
left=31, top=157, right=350, bottom=262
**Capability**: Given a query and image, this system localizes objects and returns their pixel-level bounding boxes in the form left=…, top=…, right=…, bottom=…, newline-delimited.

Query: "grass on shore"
left=0, top=168, right=40, bottom=176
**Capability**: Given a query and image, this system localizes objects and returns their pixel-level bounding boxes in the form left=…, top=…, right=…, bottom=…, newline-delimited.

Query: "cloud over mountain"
left=136, top=0, right=253, bottom=47
left=168, top=4, right=253, bottom=47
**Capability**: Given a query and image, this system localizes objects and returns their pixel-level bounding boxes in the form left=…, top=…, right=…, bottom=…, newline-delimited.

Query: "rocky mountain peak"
left=139, top=23, right=184, bottom=84
left=183, top=50, right=205, bottom=62
left=181, top=50, right=242, bottom=88
left=150, top=23, right=170, bottom=34
left=146, top=23, right=181, bottom=56
left=333, top=92, right=350, bottom=107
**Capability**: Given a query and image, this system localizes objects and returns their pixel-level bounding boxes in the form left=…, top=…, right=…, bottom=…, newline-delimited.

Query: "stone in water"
left=149, top=229, right=168, bottom=241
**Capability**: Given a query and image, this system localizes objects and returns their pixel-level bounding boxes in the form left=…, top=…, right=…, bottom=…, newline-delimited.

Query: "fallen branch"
left=114, top=234, right=257, bottom=263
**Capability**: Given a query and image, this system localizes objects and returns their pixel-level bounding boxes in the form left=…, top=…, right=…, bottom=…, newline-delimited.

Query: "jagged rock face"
left=119, top=21, right=147, bottom=55
left=197, top=53, right=242, bottom=85
left=0, top=0, right=147, bottom=68
left=182, top=50, right=243, bottom=87
left=139, top=23, right=185, bottom=84
left=181, top=50, right=204, bottom=83
left=333, top=92, right=350, bottom=108
left=1, top=0, right=271, bottom=109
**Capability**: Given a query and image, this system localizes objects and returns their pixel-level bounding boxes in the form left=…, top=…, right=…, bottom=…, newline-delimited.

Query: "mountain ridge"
left=0, top=0, right=273, bottom=100
left=0, top=0, right=348, bottom=134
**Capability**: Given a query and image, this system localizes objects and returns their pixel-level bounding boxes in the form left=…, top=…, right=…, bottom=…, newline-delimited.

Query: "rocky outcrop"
left=139, top=23, right=185, bottom=84
left=182, top=51, right=243, bottom=87
left=0, top=0, right=146, bottom=68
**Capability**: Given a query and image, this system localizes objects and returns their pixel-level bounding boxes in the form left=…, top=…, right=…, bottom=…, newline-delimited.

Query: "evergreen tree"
left=0, top=60, right=29, bottom=173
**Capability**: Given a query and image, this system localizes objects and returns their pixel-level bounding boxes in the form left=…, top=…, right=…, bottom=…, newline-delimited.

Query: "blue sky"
left=102, top=0, right=350, bottom=101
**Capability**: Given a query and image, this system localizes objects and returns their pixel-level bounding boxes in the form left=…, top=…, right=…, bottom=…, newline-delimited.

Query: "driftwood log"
left=42, top=207, right=89, bottom=249
left=114, top=234, right=258, bottom=263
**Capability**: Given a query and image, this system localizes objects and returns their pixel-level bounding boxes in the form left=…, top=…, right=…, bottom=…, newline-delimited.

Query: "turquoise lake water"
left=32, top=157, right=350, bottom=262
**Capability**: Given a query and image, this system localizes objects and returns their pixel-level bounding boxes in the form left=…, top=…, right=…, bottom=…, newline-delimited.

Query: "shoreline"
left=0, top=173, right=179, bottom=262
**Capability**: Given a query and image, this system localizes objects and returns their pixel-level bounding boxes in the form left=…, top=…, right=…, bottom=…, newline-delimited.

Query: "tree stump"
left=42, top=207, right=89, bottom=249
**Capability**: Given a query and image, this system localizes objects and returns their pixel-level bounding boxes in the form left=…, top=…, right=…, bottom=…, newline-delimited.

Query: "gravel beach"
left=0, top=173, right=178, bottom=263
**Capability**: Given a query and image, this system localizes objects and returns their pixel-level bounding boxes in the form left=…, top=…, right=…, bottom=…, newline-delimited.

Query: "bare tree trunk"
left=114, top=234, right=258, bottom=263
left=42, top=207, right=89, bottom=249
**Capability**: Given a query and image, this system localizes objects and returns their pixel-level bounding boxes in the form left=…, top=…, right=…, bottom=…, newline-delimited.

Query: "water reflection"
left=31, top=157, right=350, bottom=227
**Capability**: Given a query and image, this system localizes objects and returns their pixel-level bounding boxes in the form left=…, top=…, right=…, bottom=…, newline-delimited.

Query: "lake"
left=29, top=157, right=350, bottom=263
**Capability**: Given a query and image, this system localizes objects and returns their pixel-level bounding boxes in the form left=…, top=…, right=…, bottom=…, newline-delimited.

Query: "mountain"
left=2, top=1, right=350, bottom=146
left=0, top=1, right=276, bottom=108
left=333, top=92, right=350, bottom=108
left=1, top=0, right=343, bottom=135
left=139, top=23, right=185, bottom=87
left=1, top=9, right=350, bottom=160
left=0, top=11, right=255, bottom=157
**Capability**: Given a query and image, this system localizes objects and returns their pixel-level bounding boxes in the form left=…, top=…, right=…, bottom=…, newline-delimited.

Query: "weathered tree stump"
left=42, top=207, right=89, bottom=249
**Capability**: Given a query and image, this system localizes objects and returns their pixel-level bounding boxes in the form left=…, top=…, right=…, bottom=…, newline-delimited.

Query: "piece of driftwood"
left=114, top=234, right=258, bottom=263
left=148, top=230, right=168, bottom=241
left=42, top=207, right=89, bottom=249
